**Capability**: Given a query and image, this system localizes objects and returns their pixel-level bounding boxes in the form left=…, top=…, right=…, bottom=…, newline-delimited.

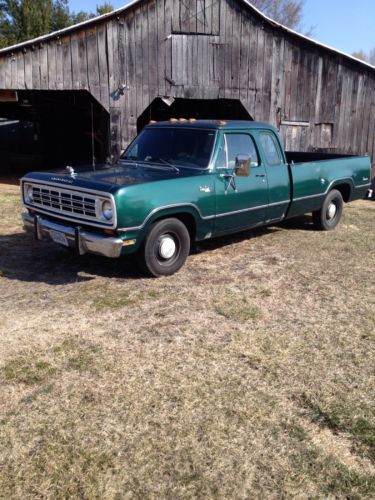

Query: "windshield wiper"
left=152, top=158, right=179, bottom=173
left=118, top=157, right=179, bottom=173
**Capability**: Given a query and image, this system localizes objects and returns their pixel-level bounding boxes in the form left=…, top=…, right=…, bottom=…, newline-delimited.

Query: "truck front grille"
left=32, top=186, right=97, bottom=218
left=22, top=180, right=116, bottom=228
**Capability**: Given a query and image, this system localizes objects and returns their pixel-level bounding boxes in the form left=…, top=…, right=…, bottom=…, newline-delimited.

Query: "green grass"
left=215, top=287, right=261, bottom=322
left=300, top=394, right=375, bottom=464
left=1, top=357, right=56, bottom=385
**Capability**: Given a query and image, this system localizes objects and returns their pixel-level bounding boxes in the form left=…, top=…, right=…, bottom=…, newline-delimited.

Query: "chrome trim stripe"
left=118, top=200, right=290, bottom=232
left=21, top=177, right=117, bottom=229
left=292, top=177, right=354, bottom=202
left=215, top=200, right=289, bottom=219
left=118, top=203, right=215, bottom=232
left=293, top=181, right=370, bottom=202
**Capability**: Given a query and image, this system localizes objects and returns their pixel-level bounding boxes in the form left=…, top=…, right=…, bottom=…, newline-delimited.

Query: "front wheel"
left=137, top=218, right=190, bottom=277
left=312, top=189, right=344, bottom=230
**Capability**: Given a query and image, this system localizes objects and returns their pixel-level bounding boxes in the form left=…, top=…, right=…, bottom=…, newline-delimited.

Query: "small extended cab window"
left=215, top=133, right=259, bottom=169
left=260, top=132, right=283, bottom=166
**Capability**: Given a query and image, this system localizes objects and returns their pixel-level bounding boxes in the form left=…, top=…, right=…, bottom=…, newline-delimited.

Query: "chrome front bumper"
left=22, top=212, right=124, bottom=258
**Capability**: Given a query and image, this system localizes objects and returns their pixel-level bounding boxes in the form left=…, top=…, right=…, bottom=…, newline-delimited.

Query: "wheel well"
left=152, top=213, right=197, bottom=242
left=332, top=184, right=351, bottom=202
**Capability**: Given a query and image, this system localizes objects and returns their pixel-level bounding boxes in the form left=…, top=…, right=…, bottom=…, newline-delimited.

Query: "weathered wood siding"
left=0, top=0, right=374, bottom=163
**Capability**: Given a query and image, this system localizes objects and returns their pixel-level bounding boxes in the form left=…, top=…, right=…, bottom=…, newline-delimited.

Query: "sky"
left=69, top=0, right=375, bottom=57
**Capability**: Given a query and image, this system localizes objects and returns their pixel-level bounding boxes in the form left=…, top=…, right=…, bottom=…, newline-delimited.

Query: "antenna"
left=91, top=102, right=96, bottom=170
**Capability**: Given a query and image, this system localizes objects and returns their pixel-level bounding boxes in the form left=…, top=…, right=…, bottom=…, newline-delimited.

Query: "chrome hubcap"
left=159, top=236, right=176, bottom=259
left=327, top=203, right=337, bottom=220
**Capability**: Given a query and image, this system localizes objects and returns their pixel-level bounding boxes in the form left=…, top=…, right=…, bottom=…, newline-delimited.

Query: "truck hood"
left=22, top=162, right=206, bottom=193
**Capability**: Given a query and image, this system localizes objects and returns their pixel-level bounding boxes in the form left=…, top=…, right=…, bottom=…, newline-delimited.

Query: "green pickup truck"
left=21, top=120, right=372, bottom=276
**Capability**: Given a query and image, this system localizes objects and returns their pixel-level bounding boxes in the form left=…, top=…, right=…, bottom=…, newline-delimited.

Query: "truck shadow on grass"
left=0, top=215, right=315, bottom=285
left=193, top=214, right=315, bottom=254
left=0, top=232, right=141, bottom=285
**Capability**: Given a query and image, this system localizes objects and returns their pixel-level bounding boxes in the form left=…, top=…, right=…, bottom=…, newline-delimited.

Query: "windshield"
left=121, top=127, right=216, bottom=169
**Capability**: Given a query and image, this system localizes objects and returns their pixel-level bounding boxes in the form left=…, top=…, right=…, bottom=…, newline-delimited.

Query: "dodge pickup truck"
left=21, top=120, right=372, bottom=276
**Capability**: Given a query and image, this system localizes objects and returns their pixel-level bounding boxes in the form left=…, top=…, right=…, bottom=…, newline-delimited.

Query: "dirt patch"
left=0, top=194, right=374, bottom=498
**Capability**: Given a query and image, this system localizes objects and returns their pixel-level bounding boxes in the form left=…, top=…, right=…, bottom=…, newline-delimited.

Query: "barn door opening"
left=0, top=90, right=110, bottom=176
left=137, top=97, right=253, bottom=133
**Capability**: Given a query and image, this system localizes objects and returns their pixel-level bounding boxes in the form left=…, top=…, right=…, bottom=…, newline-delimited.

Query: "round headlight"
left=25, top=185, right=33, bottom=203
left=102, top=200, right=113, bottom=220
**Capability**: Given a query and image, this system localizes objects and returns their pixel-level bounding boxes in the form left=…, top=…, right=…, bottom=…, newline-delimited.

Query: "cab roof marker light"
left=169, top=118, right=178, bottom=122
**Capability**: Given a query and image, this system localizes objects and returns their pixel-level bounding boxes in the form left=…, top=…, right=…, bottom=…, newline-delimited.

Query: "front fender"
left=118, top=203, right=214, bottom=253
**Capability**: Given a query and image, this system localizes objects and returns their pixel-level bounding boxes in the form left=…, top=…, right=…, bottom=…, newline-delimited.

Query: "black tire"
left=312, top=189, right=344, bottom=231
left=137, top=218, right=190, bottom=277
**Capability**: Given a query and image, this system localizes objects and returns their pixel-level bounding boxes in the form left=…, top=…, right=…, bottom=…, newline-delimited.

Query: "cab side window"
left=260, top=133, right=283, bottom=166
left=215, top=133, right=259, bottom=169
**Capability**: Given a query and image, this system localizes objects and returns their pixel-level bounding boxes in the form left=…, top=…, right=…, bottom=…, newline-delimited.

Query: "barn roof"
left=0, top=0, right=374, bottom=72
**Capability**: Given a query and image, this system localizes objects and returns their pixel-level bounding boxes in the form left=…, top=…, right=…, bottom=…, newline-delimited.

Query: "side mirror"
left=234, top=154, right=251, bottom=177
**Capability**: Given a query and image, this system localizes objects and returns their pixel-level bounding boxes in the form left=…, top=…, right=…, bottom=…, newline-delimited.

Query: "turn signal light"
left=123, top=239, right=136, bottom=247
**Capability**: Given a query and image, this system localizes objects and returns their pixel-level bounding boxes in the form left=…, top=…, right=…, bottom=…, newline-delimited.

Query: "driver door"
left=213, top=132, right=269, bottom=234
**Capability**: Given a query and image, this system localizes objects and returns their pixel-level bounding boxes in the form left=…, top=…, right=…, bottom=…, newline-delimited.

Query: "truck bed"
left=286, top=153, right=371, bottom=217
left=285, top=151, right=353, bottom=163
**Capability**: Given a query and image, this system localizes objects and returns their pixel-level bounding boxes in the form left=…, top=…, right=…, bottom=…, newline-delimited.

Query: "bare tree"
left=251, top=0, right=305, bottom=31
left=352, top=48, right=375, bottom=66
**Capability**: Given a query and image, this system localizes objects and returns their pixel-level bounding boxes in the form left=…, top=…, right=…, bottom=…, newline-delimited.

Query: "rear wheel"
left=312, top=189, right=343, bottom=230
left=137, top=218, right=190, bottom=277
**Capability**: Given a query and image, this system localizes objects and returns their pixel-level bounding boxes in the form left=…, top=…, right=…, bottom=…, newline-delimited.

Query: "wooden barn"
left=0, top=0, right=374, bottom=174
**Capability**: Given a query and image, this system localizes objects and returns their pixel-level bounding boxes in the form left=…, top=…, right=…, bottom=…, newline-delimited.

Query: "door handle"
left=256, top=174, right=266, bottom=178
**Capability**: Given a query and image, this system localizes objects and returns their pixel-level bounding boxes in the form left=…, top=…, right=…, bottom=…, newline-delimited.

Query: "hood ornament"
left=66, top=166, right=77, bottom=179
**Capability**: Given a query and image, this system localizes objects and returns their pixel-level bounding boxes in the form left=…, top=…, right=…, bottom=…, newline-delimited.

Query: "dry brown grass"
left=0, top=190, right=374, bottom=499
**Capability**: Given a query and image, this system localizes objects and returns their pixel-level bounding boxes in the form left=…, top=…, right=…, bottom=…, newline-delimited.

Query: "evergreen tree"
left=96, top=2, right=114, bottom=16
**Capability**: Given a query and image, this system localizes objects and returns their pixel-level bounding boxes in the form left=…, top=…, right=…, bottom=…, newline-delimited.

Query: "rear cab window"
left=259, top=132, right=284, bottom=166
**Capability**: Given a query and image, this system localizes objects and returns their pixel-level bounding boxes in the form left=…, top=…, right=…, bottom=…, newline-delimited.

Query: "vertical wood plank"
left=97, top=23, right=109, bottom=110
left=62, top=36, right=73, bottom=90
left=86, top=27, right=101, bottom=104
left=230, top=3, right=241, bottom=98
left=31, top=46, right=40, bottom=89
left=16, top=52, right=25, bottom=89
left=39, top=44, right=48, bottom=89
left=247, top=20, right=258, bottom=118
left=56, top=38, right=64, bottom=90
left=0, top=57, right=5, bottom=88
left=70, top=32, right=81, bottom=89
left=156, top=0, right=166, bottom=95
left=254, top=25, right=264, bottom=119
left=148, top=2, right=159, bottom=97
left=262, top=30, right=273, bottom=122
left=78, top=31, right=88, bottom=89
left=24, top=49, right=33, bottom=89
